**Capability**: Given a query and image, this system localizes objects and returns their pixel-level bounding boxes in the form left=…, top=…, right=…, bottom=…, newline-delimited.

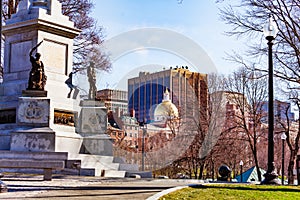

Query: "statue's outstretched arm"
left=29, top=40, right=43, bottom=56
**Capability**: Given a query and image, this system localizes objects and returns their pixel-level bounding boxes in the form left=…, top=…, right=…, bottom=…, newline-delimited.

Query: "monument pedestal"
left=80, top=134, right=113, bottom=156
left=11, top=127, right=55, bottom=152
left=17, top=95, right=50, bottom=126
left=78, top=100, right=113, bottom=156
left=10, top=90, right=57, bottom=152
left=0, top=0, right=130, bottom=178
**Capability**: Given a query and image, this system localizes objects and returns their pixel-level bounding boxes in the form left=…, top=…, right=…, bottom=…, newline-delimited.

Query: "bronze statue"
left=27, top=41, right=47, bottom=90
left=65, top=69, right=79, bottom=98
left=87, top=62, right=97, bottom=100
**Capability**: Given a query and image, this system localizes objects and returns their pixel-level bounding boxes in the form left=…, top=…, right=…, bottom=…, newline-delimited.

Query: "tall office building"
left=128, top=67, right=208, bottom=122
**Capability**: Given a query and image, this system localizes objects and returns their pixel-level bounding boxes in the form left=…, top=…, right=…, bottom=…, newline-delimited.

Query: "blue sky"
left=90, top=0, right=244, bottom=90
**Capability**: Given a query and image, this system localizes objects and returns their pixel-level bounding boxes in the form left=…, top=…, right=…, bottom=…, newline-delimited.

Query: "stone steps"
left=102, top=170, right=126, bottom=178
left=119, top=163, right=139, bottom=171
left=68, top=153, right=120, bottom=170
left=0, top=151, right=141, bottom=178
left=0, top=150, right=68, bottom=161
left=67, top=153, right=126, bottom=177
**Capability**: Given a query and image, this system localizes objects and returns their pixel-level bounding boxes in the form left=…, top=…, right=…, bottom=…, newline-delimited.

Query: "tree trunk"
left=253, top=151, right=262, bottom=181
left=198, top=162, right=205, bottom=179
left=287, top=150, right=296, bottom=185
left=198, top=160, right=205, bottom=179
left=194, top=164, right=198, bottom=179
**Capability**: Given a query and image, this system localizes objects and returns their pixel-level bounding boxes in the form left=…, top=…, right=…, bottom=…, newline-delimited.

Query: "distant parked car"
left=157, top=175, right=169, bottom=179
left=176, top=173, right=189, bottom=179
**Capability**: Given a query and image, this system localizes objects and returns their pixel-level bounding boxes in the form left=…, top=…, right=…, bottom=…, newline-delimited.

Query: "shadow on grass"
left=188, top=184, right=300, bottom=193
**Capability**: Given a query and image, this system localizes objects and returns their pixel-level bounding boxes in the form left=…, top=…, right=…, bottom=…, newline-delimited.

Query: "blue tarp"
left=235, top=166, right=266, bottom=182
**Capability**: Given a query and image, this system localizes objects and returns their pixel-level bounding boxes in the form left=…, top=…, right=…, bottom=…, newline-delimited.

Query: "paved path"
left=0, top=174, right=202, bottom=200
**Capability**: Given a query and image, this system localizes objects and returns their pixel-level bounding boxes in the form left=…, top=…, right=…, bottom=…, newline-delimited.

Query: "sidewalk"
left=0, top=174, right=202, bottom=200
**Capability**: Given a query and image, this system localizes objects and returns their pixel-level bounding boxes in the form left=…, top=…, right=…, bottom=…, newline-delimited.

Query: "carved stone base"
left=17, top=97, right=50, bottom=126
left=79, top=134, right=113, bottom=156
left=10, top=127, right=55, bottom=152
left=79, top=100, right=107, bottom=134
left=78, top=100, right=113, bottom=156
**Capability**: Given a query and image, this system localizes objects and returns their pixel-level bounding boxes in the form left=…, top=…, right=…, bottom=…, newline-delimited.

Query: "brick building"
left=96, top=89, right=128, bottom=114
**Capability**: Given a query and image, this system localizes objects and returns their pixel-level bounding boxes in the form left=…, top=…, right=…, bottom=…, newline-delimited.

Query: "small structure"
left=235, top=166, right=266, bottom=183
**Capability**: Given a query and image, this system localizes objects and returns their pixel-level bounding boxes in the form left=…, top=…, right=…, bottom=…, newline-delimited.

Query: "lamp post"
left=138, top=120, right=146, bottom=171
left=281, top=132, right=287, bottom=185
left=141, top=124, right=146, bottom=171
left=240, top=160, right=244, bottom=183
left=261, top=15, right=280, bottom=184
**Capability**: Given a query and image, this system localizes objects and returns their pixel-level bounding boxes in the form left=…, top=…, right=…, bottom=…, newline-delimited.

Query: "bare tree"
left=59, top=0, right=108, bottom=68
left=1, top=0, right=110, bottom=74
left=224, top=67, right=268, bottom=181
left=275, top=95, right=300, bottom=184
left=220, top=1, right=299, bottom=82
left=172, top=73, right=227, bottom=179
left=219, top=0, right=300, bottom=184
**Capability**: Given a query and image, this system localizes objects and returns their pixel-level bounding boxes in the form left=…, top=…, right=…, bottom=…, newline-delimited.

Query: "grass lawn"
left=160, top=184, right=300, bottom=200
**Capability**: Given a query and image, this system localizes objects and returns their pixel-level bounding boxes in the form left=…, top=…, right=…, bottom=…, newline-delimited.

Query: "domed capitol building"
left=128, top=67, right=208, bottom=124
left=153, top=88, right=179, bottom=128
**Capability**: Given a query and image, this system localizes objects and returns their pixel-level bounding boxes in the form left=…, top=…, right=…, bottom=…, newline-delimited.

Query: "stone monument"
left=0, top=0, right=82, bottom=153
left=77, top=62, right=114, bottom=156
left=0, top=0, right=133, bottom=178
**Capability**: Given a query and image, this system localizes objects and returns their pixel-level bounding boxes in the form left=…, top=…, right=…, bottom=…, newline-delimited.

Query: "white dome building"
left=153, top=89, right=179, bottom=127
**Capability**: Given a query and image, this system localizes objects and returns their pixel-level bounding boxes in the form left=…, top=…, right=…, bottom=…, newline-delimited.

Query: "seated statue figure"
left=27, top=41, right=47, bottom=90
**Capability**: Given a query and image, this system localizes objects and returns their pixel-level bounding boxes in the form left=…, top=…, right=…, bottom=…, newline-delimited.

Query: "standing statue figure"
left=65, top=69, right=79, bottom=98
left=27, top=41, right=47, bottom=90
left=87, top=62, right=97, bottom=100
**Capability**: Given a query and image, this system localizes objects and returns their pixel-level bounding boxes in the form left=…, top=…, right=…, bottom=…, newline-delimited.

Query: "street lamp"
left=281, top=132, right=287, bottom=185
left=141, top=124, right=146, bottom=171
left=261, top=15, right=280, bottom=184
left=240, top=160, right=244, bottom=183
left=138, top=120, right=146, bottom=171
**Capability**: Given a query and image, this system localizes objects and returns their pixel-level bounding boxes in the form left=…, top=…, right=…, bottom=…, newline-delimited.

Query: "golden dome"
left=154, top=101, right=179, bottom=118
left=154, top=89, right=179, bottom=121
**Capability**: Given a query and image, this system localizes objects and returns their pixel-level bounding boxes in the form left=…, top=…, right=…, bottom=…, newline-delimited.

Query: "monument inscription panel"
left=17, top=98, right=50, bottom=126
left=10, top=40, right=32, bottom=72
left=43, top=40, right=67, bottom=75
left=80, top=107, right=107, bottom=133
